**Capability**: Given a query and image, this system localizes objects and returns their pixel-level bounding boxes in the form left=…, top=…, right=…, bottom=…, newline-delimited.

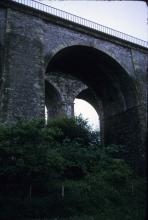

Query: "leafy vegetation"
left=0, top=117, right=146, bottom=219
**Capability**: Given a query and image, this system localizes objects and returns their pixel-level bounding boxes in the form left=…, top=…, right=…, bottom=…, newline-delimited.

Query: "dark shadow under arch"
left=46, top=45, right=138, bottom=116
left=45, top=45, right=144, bottom=172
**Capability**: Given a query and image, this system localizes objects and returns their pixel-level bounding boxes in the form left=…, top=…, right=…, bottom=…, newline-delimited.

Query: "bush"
left=0, top=117, right=146, bottom=219
left=47, top=116, right=100, bottom=145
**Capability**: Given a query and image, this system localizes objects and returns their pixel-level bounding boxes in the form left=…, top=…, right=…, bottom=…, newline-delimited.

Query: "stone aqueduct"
left=0, top=0, right=148, bottom=162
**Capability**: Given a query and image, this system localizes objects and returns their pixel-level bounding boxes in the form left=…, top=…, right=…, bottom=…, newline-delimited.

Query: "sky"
left=39, top=1, right=147, bottom=41
left=37, top=0, right=147, bottom=130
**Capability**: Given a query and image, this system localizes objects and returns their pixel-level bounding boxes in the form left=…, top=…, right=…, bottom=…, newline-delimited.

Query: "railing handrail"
left=10, top=0, right=148, bottom=48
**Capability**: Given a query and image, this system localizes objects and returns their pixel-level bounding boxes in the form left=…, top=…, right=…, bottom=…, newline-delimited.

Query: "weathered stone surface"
left=45, top=73, right=87, bottom=118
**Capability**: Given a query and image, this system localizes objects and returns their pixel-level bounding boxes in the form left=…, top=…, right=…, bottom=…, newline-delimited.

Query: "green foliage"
left=47, top=116, right=100, bottom=145
left=0, top=117, right=146, bottom=219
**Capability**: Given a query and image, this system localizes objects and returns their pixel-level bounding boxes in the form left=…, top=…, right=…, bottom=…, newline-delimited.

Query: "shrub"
left=0, top=117, right=146, bottom=219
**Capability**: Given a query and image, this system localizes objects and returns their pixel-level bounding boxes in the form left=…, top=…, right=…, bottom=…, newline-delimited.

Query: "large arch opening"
left=45, top=45, right=143, bottom=171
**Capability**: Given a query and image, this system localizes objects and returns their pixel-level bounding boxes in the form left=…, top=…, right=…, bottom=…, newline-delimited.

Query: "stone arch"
left=45, top=72, right=87, bottom=118
left=45, top=40, right=132, bottom=77
left=45, top=41, right=145, bottom=111
left=45, top=44, right=144, bottom=172
left=45, top=72, right=87, bottom=102
left=46, top=44, right=139, bottom=108
left=76, top=88, right=103, bottom=117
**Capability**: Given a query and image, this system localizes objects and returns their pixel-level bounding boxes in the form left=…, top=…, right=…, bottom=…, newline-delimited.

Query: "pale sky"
left=40, top=1, right=147, bottom=41
left=38, top=0, right=147, bottom=130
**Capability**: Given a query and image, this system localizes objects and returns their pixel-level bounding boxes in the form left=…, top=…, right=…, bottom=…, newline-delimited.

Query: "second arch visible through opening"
left=45, top=73, right=100, bottom=131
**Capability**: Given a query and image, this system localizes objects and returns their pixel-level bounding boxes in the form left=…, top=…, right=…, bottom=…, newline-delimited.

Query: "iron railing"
left=11, top=0, right=148, bottom=48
